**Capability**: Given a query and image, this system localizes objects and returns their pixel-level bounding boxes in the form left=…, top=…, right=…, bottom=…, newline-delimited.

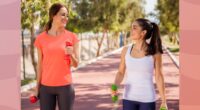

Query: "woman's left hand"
left=65, top=46, right=73, bottom=55
left=160, top=102, right=168, bottom=110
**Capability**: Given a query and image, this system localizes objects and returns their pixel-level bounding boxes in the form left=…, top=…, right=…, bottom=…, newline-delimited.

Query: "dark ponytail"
left=135, top=18, right=163, bottom=55
left=45, top=19, right=53, bottom=32
left=148, top=22, right=163, bottom=55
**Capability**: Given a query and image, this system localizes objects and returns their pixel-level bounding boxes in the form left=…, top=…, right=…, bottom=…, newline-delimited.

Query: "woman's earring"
left=146, top=37, right=151, bottom=44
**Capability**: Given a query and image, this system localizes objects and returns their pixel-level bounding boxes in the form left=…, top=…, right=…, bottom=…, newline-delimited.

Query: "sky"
left=144, top=0, right=158, bottom=22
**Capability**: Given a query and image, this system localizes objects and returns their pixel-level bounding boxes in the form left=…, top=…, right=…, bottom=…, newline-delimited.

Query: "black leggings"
left=39, top=84, right=75, bottom=110
left=123, top=99, right=156, bottom=110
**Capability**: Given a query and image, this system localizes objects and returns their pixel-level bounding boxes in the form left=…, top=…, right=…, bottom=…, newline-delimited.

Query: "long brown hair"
left=135, top=18, right=163, bottom=55
left=45, top=3, right=67, bottom=31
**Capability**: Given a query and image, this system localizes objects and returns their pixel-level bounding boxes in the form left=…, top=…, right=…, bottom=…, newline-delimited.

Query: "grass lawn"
left=21, top=78, right=35, bottom=86
left=162, top=35, right=179, bottom=54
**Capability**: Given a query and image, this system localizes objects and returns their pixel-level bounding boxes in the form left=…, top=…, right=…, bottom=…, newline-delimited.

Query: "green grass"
left=162, top=35, right=179, bottom=53
left=21, top=78, right=35, bottom=86
left=167, top=47, right=179, bottom=53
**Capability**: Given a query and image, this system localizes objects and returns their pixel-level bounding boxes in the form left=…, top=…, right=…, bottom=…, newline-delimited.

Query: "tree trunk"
left=123, top=31, right=127, bottom=46
left=30, top=13, right=37, bottom=78
left=96, top=30, right=106, bottom=57
left=168, top=33, right=173, bottom=42
left=114, top=32, right=119, bottom=49
left=80, top=33, right=82, bottom=62
left=106, top=30, right=110, bottom=51
left=175, top=33, right=179, bottom=45
left=22, top=30, right=26, bottom=79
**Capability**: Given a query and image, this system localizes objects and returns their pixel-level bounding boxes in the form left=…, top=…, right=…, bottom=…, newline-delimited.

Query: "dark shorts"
left=123, top=99, right=156, bottom=110
left=39, top=84, right=75, bottom=110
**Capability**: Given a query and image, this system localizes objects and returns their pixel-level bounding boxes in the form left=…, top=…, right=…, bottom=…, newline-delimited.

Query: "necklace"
left=134, top=48, right=142, bottom=53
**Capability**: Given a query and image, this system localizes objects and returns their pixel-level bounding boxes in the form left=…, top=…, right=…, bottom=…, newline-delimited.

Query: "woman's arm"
left=154, top=53, right=166, bottom=104
left=36, top=48, right=43, bottom=93
left=70, top=42, right=79, bottom=68
left=114, top=47, right=128, bottom=86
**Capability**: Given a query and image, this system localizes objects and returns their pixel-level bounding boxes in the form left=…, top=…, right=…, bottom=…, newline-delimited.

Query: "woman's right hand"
left=29, top=85, right=40, bottom=103
left=65, top=46, right=73, bottom=56
left=34, top=85, right=40, bottom=97
left=110, top=89, right=119, bottom=103
left=111, top=89, right=118, bottom=97
left=110, top=84, right=118, bottom=96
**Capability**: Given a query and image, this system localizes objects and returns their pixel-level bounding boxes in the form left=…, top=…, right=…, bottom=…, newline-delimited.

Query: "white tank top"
left=123, top=44, right=156, bottom=102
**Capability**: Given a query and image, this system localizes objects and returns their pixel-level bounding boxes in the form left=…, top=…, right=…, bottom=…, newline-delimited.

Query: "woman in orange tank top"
left=33, top=3, right=79, bottom=110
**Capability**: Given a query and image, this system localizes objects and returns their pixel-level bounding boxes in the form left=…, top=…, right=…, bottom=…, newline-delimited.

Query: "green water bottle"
left=111, top=84, right=118, bottom=103
left=160, top=107, right=167, bottom=110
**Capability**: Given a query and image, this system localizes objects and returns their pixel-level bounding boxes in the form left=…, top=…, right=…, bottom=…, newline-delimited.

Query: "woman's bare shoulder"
left=121, top=46, right=129, bottom=56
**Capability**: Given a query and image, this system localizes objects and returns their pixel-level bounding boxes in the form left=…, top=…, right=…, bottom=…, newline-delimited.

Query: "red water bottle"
left=29, top=95, right=38, bottom=103
left=65, top=41, right=72, bottom=64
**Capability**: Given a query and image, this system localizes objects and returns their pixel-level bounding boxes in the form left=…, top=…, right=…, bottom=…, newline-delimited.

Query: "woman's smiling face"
left=131, top=21, right=146, bottom=41
left=53, top=7, right=68, bottom=28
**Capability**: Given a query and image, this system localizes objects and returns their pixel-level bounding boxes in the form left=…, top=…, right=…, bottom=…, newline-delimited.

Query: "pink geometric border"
left=0, top=0, right=20, bottom=110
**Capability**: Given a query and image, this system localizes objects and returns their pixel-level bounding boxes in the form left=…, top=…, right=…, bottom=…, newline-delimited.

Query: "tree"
left=156, top=0, right=179, bottom=44
left=21, top=0, right=43, bottom=78
left=21, top=0, right=69, bottom=78
left=70, top=0, right=145, bottom=56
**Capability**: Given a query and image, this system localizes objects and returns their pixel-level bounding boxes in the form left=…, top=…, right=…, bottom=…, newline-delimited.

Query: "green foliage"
left=67, top=0, right=145, bottom=33
left=21, top=78, right=34, bottom=86
left=21, top=0, right=145, bottom=33
left=156, top=0, right=179, bottom=34
left=21, top=0, right=70, bottom=32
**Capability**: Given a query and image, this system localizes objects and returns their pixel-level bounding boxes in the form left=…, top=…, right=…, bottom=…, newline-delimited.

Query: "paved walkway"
left=21, top=48, right=179, bottom=110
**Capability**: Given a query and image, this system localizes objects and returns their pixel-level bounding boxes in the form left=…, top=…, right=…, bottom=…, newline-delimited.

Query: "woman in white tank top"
left=112, top=18, right=167, bottom=110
